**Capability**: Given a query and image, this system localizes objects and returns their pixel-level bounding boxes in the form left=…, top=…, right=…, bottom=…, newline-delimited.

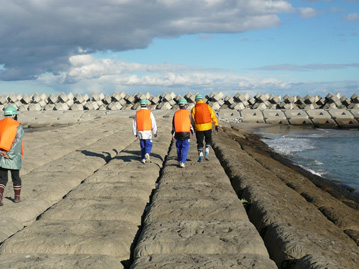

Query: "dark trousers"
left=195, top=130, right=212, bottom=150
left=0, top=167, right=21, bottom=187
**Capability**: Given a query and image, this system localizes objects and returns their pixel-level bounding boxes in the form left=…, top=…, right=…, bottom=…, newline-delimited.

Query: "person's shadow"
left=78, top=150, right=116, bottom=162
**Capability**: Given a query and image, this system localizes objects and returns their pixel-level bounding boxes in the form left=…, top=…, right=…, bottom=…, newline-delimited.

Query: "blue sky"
left=0, top=0, right=358, bottom=98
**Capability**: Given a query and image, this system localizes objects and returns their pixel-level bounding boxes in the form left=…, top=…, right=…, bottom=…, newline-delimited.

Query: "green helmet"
left=4, top=106, right=18, bottom=116
left=140, top=99, right=148, bottom=105
left=195, top=94, right=203, bottom=100
left=178, top=98, right=187, bottom=105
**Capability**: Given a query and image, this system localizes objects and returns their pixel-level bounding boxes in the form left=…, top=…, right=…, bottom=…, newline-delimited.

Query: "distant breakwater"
left=1, top=91, right=359, bottom=128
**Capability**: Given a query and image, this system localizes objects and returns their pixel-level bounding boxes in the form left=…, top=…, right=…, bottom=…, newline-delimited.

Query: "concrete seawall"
left=1, top=91, right=359, bottom=128
left=0, top=110, right=358, bottom=268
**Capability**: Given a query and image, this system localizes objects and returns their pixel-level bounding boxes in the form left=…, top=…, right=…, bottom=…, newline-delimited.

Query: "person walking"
left=0, top=106, right=24, bottom=206
left=191, top=94, right=219, bottom=162
left=172, top=98, right=194, bottom=168
left=133, top=99, right=157, bottom=164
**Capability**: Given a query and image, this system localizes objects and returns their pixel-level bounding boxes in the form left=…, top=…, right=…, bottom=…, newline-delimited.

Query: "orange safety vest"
left=194, top=103, right=211, bottom=124
left=136, top=109, right=152, bottom=131
left=0, top=118, right=23, bottom=156
left=174, top=109, right=191, bottom=133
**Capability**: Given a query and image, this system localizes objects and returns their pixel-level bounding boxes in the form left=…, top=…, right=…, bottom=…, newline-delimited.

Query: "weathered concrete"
left=0, top=110, right=358, bottom=268
left=212, top=125, right=359, bottom=268
left=132, top=135, right=276, bottom=268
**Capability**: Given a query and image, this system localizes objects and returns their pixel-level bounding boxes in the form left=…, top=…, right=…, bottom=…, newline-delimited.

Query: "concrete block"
left=21, top=94, right=31, bottom=104
left=348, top=109, right=359, bottom=120
left=263, top=110, right=289, bottom=124
left=58, top=92, right=69, bottom=103
left=84, top=101, right=99, bottom=110
left=74, top=94, right=85, bottom=104
left=283, top=95, right=296, bottom=104
left=209, top=102, right=221, bottom=110
left=240, top=109, right=265, bottom=123
left=348, top=103, right=359, bottom=109
left=7, top=94, right=18, bottom=103
left=91, top=92, right=101, bottom=101
left=47, top=94, right=58, bottom=104
left=327, top=109, right=359, bottom=128
left=28, top=103, right=43, bottom=111
left=70, top=104, right=84, bottom=111
left=229, top=102, right=246, bottom=110
left=44, top=104, right=56, bottom=110
left=212, top=92, right=224, bottom=102
left=252, top=102, right=268, bottom=110
left=54, top=103, right=69, bottom=111
left=218, top=110, right=241, bottom=120
left=157, top=102, right=172, bottom=110
left=351, top=94, right=359, bottom=103
left=306, top=109, right=337, bottom=128
left=0, top=95, right=6, bottom=104
left=125, top=94, right=135, bottom=104
left=283, top=110, right=312, bottom=125
left=107, top=102, right=123, bottom=110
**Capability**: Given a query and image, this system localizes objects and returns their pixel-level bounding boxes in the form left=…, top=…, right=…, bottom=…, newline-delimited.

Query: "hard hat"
left=178, top=98, right=188, bottom=105
left=140, top=99, right=148, bottom=105
left=4, top=106, right=18, bottom=116
left=195, top=94, right=203, bottom=100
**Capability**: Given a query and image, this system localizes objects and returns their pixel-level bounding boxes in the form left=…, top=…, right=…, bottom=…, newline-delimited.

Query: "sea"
left=251, top=125, right=359, bottom=194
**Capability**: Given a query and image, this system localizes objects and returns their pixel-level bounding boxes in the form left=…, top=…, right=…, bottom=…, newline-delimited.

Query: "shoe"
left=180, top=162, right=185, bottom=168
left=145, top=153, right=150, bottom=163
left=205, top=147, right=210, bottom=160
left=198, top=156, right=203, bottom=162
left=177, top=161, right=181, bottom=167
left=141, top=159, right=146, bottom=164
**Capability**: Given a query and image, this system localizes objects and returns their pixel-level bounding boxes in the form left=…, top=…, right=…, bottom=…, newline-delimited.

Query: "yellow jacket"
left=191, top=100, right=219, bottom=131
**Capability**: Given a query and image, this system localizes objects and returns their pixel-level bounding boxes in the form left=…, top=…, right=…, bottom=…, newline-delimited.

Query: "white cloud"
left=35, top=54, right=358, bottom=97
left=298, top=7, right=318, bottom=18
left=343, top=13, right=359, bottom=22
left=0, top=0, right=294, bottom=81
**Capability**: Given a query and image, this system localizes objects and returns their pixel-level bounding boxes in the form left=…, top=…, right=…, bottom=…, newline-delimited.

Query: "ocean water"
left=252, top=125, right=359, bottom=193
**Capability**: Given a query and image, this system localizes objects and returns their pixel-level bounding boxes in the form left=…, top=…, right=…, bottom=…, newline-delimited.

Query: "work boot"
left=205, top=146, right=210, bottom=160
left=14, top=185, right=21, bottom=203
left=198, top=150, right=204, bottom=162
left=0, top=185, right=4, bottom=206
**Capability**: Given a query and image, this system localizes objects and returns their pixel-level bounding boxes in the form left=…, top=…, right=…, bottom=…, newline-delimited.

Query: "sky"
left=0, top=0, right=358, bottom=98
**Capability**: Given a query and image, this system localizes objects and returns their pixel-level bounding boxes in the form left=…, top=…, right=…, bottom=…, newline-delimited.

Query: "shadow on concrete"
left=115, top=150, right=164, bottom=163
left=78, top=150, right=112, bottom=162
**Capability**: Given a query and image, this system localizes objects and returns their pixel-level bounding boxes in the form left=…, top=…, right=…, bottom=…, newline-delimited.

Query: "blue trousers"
left=140, top=139, right=153, bottom=160
left=176, top=139, right=190, bottom=163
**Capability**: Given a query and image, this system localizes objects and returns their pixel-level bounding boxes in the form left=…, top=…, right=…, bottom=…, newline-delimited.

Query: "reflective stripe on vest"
left=174, top=109, right=191, bottom=133
left=0, top=118, right=23, bottom=156
left=194, top=103, right=211, bottom=124
left=136, top=109, right=152, bottom=131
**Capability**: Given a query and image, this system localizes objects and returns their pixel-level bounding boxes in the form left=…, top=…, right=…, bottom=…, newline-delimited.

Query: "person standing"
left=191, top=94, right=219, bottom=162
left=172, top=98, right=194, bottom=168
left=133, top=99, right=157, bottom=164
left=0, top=106, right=24, bottom=206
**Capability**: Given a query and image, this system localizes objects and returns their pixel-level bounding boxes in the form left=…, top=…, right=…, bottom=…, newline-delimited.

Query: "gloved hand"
left=215, top=125, right=219, bottom=133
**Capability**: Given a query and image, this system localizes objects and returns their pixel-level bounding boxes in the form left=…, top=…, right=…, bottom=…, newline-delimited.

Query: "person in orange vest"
left=191, top=94, right=219, bottom=162
left=0, top=106, right=24, bottom=206
left=133, top=99, right=157, bottom=164
left=172, top=98, right=195, bottom=168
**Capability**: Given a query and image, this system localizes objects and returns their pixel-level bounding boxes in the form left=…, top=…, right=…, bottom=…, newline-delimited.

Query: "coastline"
left=227, top=122, right=359, bottom=206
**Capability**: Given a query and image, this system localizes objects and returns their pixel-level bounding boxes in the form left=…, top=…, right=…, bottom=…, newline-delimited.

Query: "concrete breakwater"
left=2, top=91, right=359, bottom=128
left=0, top=111, right=358, bottom=268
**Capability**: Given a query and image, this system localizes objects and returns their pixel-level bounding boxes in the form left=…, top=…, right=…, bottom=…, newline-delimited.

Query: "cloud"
left=298, top=7, right=318, bottom=18
left=0, top=0, right=294, bottom=81
left=252, top=63, right=359, bottom=71
left=34, top=54, right=358, bottom=97
left=343, top=13, right=359, bottom=22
